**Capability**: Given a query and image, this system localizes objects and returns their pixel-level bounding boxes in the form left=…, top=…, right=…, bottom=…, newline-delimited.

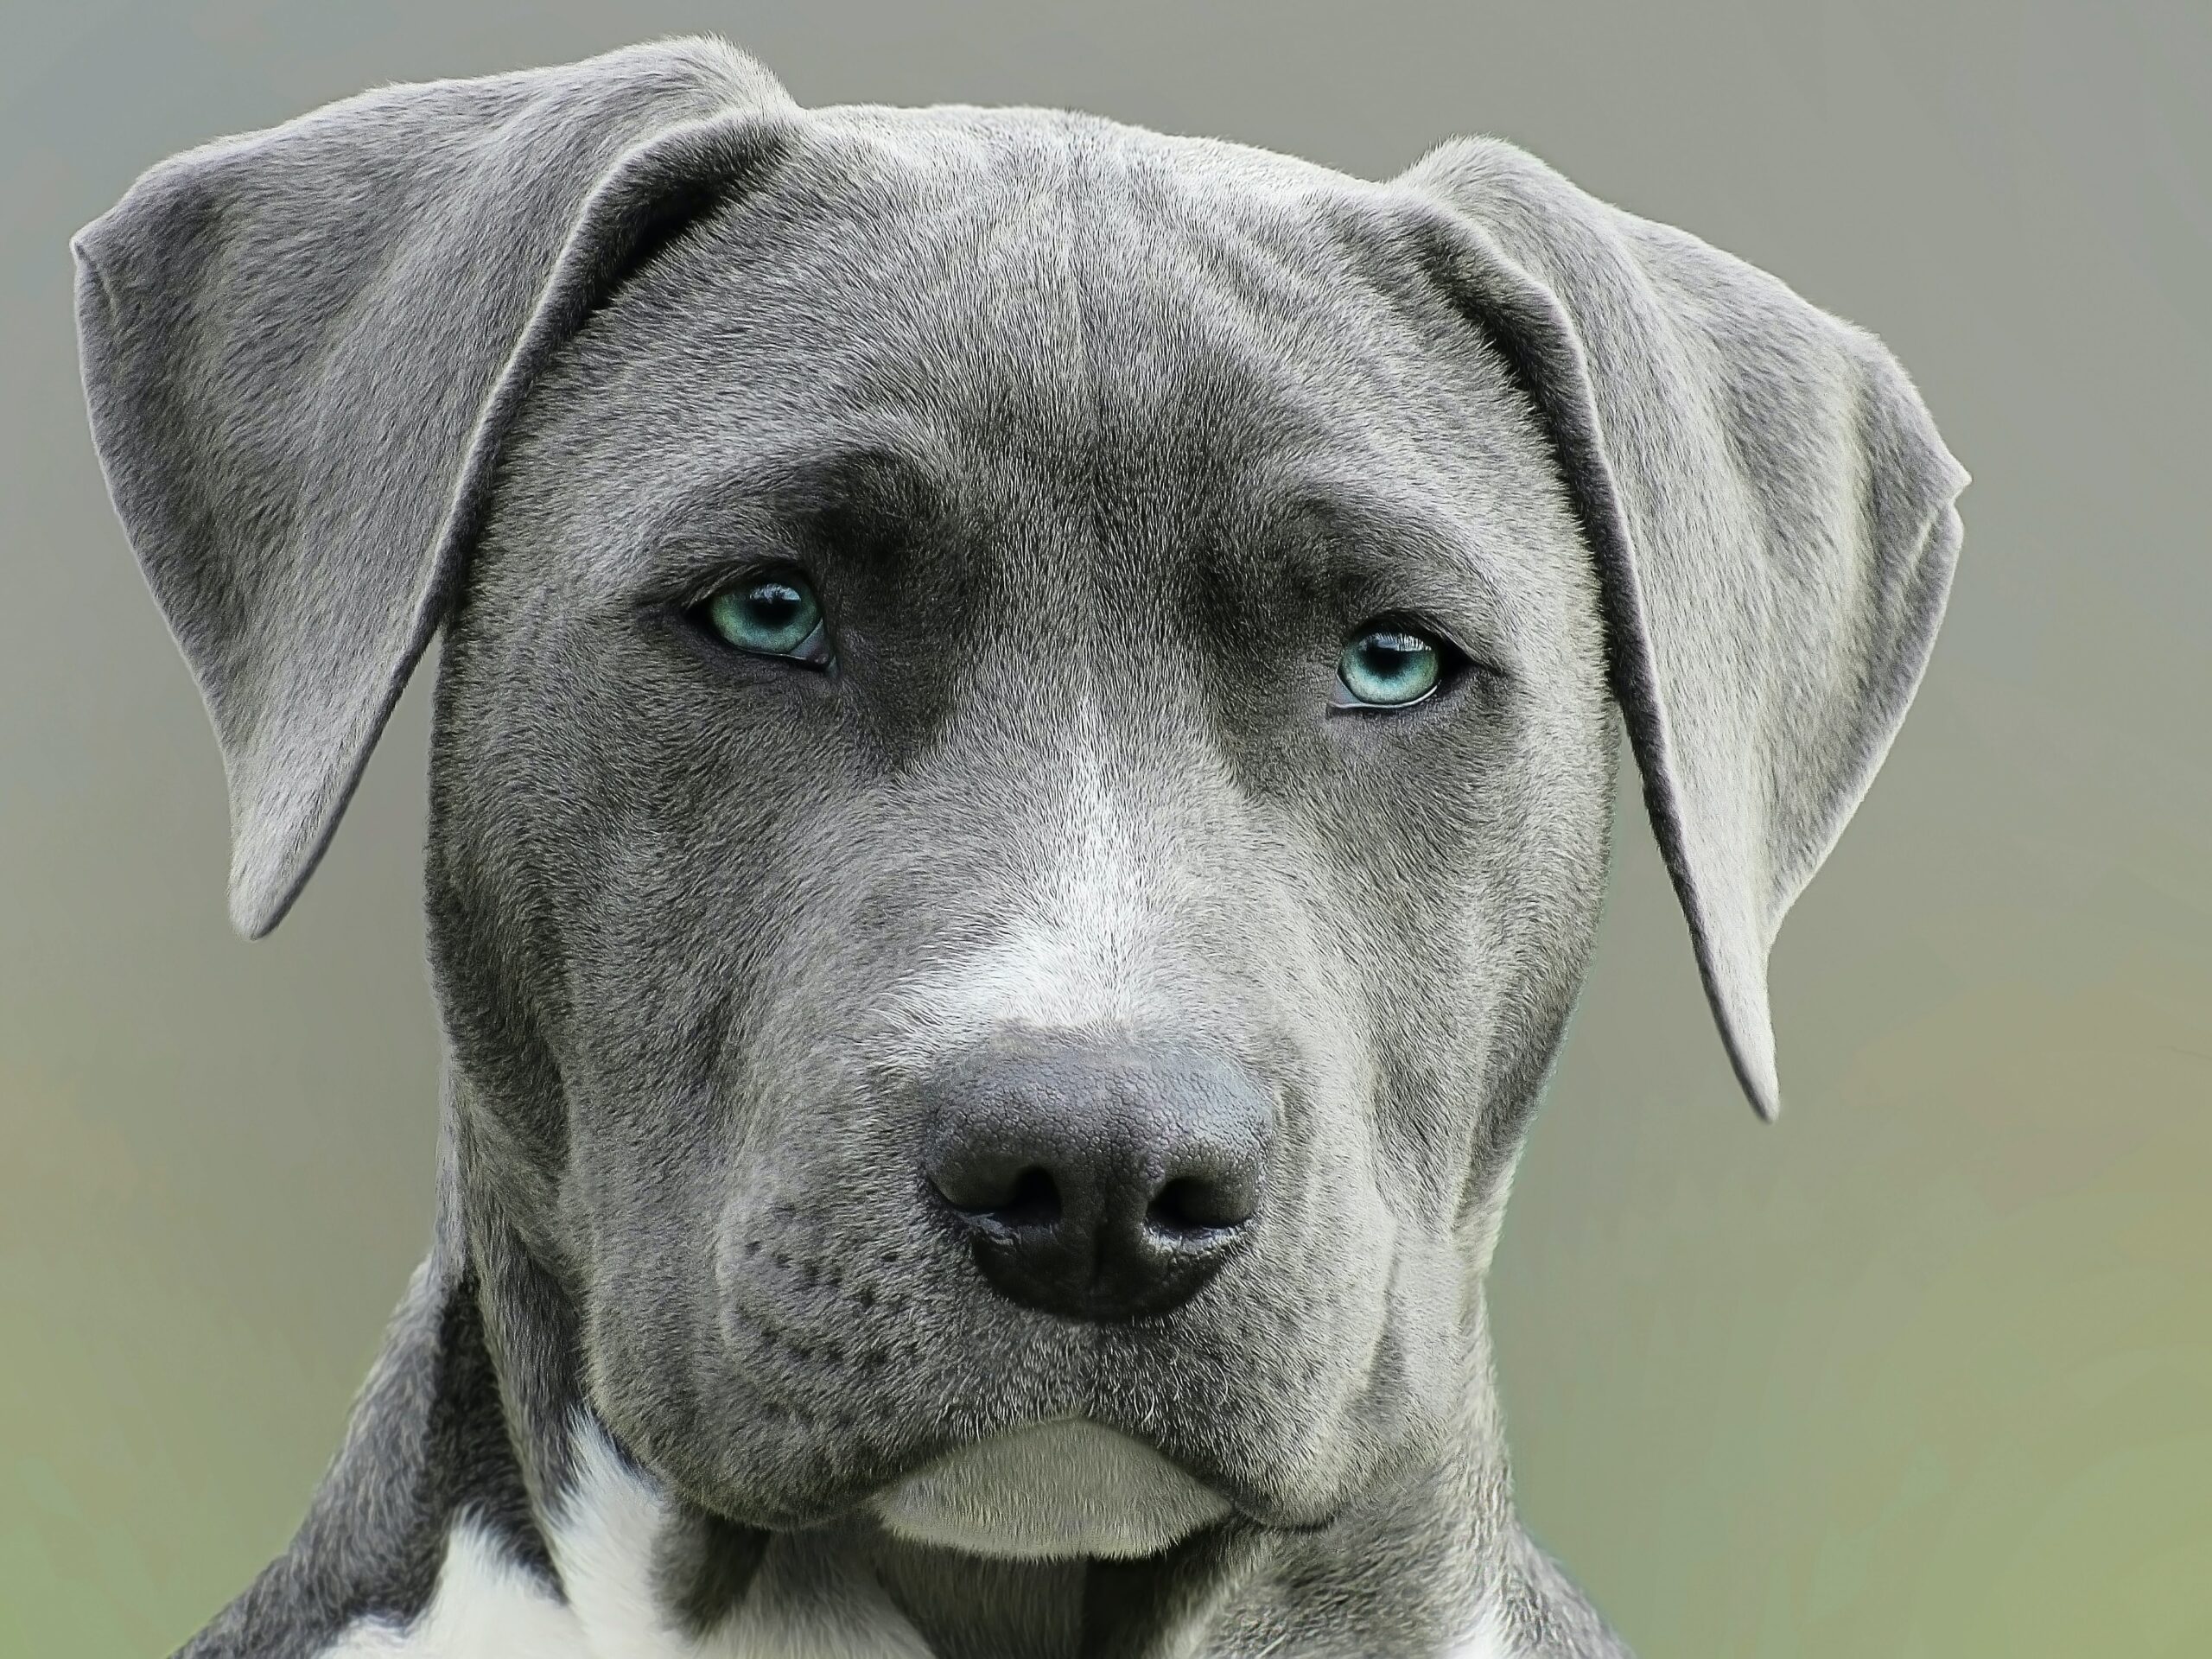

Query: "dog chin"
left=868, top=1418, right=1234, bottom=1560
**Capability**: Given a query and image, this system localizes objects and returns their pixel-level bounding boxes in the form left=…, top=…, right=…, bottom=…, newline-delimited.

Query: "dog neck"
left=240, top=1194, right=1572, bottom=1659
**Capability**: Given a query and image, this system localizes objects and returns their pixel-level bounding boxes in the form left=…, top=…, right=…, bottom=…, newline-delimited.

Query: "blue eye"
left=1336, top=626, right=1446, bottom=709
left=702, top=575, right=829, bottom=664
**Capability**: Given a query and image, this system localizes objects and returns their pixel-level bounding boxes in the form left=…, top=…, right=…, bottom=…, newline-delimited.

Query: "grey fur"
left=73, top=35, right=1964, bottom=1659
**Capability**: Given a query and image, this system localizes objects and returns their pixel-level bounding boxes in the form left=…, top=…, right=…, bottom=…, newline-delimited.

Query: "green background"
left=4, top=2, right=2207, bottom=1653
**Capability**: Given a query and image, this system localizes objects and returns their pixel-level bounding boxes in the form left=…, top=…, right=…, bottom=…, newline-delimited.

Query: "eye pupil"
left=1338, top=626, right=1444, bottom=709
left=705, top=576, right=824, bottom=660
left=747, top=585, right=800, bottom=626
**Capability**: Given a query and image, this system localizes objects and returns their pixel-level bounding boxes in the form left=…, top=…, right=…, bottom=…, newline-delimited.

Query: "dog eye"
left=1333, top=625, right=1448, bottom=710
left=700, top=574, right=831, bottom=666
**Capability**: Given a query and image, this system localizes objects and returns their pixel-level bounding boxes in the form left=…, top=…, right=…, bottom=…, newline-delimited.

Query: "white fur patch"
left=871, top=729, right=1191, bottom=1071
left=869, top=1418, right=1234, bottom=1561
left=315, top=1417, right=929, bottom=1657
left=544, top=1417, right=693, bottom=1653
left=315, top=1518, right=580, bottom=1657
left=1449, top=1598, right=1514, bottom=1659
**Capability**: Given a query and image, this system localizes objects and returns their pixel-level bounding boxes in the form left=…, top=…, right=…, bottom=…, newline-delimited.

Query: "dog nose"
left=917, top=1033, right=1271, bottom=1322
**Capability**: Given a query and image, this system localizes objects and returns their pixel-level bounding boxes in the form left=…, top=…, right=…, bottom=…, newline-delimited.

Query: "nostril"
left=1145, top=1174, right=1252, bottom=1238
left=929, top=1155, right=1064, bottom=1231
left=995, top=1166, right=1061, bottom=1229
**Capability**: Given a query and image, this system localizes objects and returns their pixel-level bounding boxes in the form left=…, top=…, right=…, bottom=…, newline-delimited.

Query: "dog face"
left=73, top=41, right=1963, bottom=1560
left=428, top=112, right=1615, bottom=1539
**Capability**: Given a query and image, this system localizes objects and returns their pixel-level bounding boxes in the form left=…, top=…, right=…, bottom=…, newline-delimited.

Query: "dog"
left=73, top=35, right=1966, bottom=1659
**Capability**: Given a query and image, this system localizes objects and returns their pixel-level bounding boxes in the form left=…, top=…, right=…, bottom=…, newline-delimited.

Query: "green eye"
left=1336, top=626, right=1446, bottom=709
left=703, top=575, right=827, bottom=663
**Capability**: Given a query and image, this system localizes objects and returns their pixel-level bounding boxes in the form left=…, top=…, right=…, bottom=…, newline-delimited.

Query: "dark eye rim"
left=677, top=565, right=836, bottom=671
left=1327, top=620, right=1472, bottom=715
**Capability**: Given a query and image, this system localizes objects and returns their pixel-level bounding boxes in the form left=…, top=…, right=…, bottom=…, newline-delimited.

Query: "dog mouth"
left=867, top=1417, right=1236, bottom=1560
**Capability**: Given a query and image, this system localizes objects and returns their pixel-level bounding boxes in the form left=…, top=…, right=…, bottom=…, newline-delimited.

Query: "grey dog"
left=73, top=34, right=1966, bottom=1659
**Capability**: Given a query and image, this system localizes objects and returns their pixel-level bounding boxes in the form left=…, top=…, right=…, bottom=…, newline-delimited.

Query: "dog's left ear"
left=72, top=40, right=796, bottom=939
left=1393, top=139, right=1967, bottom=1119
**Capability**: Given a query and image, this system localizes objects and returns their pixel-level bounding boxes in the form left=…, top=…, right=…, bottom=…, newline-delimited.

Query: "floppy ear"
left=73, top=38, right=797, bottom=938
left=1394, top=138, right=1967, bottom=1119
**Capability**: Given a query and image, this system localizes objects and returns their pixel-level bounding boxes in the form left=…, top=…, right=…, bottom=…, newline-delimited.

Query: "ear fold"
left=1395, top=138, right=1967, bottom=1118
left=73, top=38, right=796, bottom=938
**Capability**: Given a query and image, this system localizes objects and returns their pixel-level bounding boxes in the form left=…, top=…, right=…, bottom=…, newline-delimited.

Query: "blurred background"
left=3, top=1, right=2206, bottom=1653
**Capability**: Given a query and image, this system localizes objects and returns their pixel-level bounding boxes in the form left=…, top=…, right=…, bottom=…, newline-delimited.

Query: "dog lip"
left=852, top=1415, right=1344, bottom=1541
left=866, top=1412, right=1207, bottom=1493
left=863, top=1408, right=1336, bottom=1525
left=865, top=1416, right=1236, bottom=1560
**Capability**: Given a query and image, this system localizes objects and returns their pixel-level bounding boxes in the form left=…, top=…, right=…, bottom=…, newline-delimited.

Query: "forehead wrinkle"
left=1249, top=468, right=1533, bottom=663
left=1039, top=166, right=1508, bottom=572
left=599, top=417, right=971, bottom=583
left=581, top=118, right=1095, bottom=455
left=1057, top=158, right=1551, bottom=506
left=840, top=120, right=1089, bottom=486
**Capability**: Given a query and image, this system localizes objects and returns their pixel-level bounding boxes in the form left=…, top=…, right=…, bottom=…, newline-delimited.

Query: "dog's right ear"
left=73, top=38, right=797, bottom=938
left=1386, top=139, right=1966, bottom=1121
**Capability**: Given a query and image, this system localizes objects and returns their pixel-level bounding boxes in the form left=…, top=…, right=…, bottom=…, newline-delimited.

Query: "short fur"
left=73, top=36, right=1965, bottom=1659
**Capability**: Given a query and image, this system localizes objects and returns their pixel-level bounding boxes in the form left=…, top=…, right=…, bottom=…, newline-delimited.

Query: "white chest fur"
left=318, top=1421, right=930, bottom=1658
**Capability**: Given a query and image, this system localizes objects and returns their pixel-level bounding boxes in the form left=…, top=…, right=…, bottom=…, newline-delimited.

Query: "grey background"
left=4, top=2, right=2207, bottom=1655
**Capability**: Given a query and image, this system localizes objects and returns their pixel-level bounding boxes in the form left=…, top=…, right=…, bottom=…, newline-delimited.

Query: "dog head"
left=75, top=40, right=1963, bottom=1558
